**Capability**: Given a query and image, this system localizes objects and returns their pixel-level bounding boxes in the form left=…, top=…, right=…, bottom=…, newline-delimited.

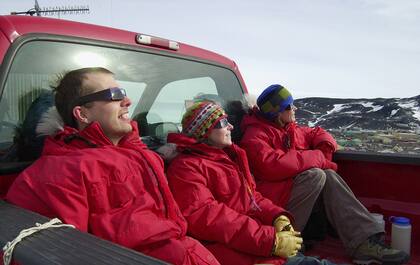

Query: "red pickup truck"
left=0, top=15, right=418, bottom=265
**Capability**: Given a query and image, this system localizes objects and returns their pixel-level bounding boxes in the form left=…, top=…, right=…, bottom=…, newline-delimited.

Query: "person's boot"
left=352, top=234, right=410, bottom=265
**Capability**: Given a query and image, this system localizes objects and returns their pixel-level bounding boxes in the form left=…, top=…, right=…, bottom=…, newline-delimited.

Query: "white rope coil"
left=2, top=218, right=75, bottom=265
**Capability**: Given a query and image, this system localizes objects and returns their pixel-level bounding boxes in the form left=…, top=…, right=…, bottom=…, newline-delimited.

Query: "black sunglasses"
left=285, top=104, right=295, bottom=111
left=214, top=117, right=229, bottom=129
left=75, top=87, right=127, bottom=106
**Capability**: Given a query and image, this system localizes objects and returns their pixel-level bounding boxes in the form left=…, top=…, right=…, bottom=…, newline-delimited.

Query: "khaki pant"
left=285, top=168, right=384, bottom=255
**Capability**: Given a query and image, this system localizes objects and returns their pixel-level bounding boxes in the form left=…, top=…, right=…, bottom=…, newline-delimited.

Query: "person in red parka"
left=166, top=101, right=337, bottom=265
left=240, top=84, right=410, bottom=265
left=6, top=67, right=219, bottom=265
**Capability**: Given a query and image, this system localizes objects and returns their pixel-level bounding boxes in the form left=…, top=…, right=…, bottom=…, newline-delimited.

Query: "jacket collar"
left=167, top=132, right=239, bottom=163
left=51, top=120, right=143, bottom=149
left=241, top=106, right=296, bottom=132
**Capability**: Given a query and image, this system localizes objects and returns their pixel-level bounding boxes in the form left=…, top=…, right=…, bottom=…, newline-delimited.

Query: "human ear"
left=73, top=106, right=90, bottom=124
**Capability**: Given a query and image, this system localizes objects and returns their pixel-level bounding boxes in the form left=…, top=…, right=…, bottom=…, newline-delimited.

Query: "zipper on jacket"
left=236, top=165, right=262, bottom=212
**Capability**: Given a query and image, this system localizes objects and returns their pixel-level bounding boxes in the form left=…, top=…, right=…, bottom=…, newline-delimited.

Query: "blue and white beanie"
left=257, top=84, right=293, bottom=120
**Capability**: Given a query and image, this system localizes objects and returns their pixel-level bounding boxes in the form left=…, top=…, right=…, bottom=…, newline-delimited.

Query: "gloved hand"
left=323, top=160, right=338, bottom=171
left=273, top=231, right=303, bottom=258
left=274, top=215, right=294, bottom=232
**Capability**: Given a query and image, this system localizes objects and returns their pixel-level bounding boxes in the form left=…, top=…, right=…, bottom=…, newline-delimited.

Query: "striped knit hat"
left=182, top=101, right=227, bottom=140
left=257, top=84, right=293, bottom=120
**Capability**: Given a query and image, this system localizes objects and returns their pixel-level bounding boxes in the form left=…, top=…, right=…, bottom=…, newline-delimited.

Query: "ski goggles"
left=214, top=117, right=230, bottom=129
left=75, top=87, right=127, bottom=106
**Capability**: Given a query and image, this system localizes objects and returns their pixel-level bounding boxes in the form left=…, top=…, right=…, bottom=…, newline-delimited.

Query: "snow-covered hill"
left=294, top=95, right=420, bottom=132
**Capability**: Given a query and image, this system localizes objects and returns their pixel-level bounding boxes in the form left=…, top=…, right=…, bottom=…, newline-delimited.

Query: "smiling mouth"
left=119, top=113, right=130, bottom=120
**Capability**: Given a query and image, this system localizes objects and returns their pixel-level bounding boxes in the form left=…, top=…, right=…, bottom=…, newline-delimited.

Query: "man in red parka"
left=166, top=101, right=336, bottom=265
left=240, top=84, right=409, bottom=265
left=6, top=67, right=219, bottom=265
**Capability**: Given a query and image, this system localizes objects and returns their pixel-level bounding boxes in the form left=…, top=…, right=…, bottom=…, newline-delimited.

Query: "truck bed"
left=305, top=149, right=420, bottom=264
left=306, top=235, right=419, bottom=264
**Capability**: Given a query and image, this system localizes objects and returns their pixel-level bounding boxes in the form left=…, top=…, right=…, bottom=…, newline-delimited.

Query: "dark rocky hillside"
left=294, top=95, right=420, bottom=132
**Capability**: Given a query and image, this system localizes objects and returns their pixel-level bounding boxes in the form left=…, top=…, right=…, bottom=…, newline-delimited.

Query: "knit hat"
left=257, top=84, right=293, bottom=120
left=182, top=101, right=227, bottom=140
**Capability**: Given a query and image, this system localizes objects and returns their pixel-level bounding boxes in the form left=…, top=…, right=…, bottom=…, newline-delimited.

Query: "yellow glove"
left=274, top=215, right=294, bottom=232
left=273, top=231, right=302, bottom=258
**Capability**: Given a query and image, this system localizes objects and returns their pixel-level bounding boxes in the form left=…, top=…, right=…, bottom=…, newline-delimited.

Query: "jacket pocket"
left=213, top=171, right=240, bottom=199
left=88, top=182, right=109, bottom=213
left=108, top=180, right=136, bottom=208
left=107, top=165, right=142, bottom=209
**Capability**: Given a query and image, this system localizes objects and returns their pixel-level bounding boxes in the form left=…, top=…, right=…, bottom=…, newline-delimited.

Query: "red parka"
left=240, top=108, right=337, bottom=206
left=6, top=121, right=219, bottom=265
left=166, top=133, right=293, bottom=265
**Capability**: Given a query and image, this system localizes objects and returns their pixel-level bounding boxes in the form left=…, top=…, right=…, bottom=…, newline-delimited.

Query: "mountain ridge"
left=294, top=94, right=420, bottom=132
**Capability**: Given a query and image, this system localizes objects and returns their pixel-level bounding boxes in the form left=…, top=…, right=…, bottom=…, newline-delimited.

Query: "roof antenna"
left=11, top=0, right=90, bottom=17
left=34, top=0, right=41, bottom=16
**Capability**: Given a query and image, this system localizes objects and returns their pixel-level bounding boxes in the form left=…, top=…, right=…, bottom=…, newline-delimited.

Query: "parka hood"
left=240, top=107, right=289, bottom=133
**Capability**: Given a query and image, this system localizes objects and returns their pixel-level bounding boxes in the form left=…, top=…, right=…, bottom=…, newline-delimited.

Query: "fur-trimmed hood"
left=36, top=106, right=64, bottom=137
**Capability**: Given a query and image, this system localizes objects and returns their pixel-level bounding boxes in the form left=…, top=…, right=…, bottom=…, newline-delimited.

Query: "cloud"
left=361, top=0, right=420, bottom=20
left=1, top=0, right=419, bottom=99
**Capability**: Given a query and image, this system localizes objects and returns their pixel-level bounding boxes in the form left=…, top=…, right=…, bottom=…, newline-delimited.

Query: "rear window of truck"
left=0, top=39, right=244, bottom=158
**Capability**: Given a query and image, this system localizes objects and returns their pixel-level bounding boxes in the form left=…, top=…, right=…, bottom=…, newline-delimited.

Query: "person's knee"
left=299, top=168, right=326, bottom=190
left=310, top=168, right=327, bottom=188
left=323, top=169, right=343, bottom=185
left=324, top=169, right=336, bottom=175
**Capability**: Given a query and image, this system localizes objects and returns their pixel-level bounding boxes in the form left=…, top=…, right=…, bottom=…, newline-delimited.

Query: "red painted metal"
left=0, top=173, right=17, bottom=200
left=0, top=15, right=248, bottom=93
left=337, top=159, right=420, bottom=244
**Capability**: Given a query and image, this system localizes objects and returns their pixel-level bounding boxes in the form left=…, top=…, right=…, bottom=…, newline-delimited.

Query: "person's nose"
left=121, top=96, right=131, bottom=107
left=227, top=122, right=234, bottom=131
left=292, top=105, right=298, bottom=111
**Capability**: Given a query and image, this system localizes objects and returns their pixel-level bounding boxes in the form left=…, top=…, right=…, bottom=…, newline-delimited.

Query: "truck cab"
left=0, top=15, right=246, bottom=265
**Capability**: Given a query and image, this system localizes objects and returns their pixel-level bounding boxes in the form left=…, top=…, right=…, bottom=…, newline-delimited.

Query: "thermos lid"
left=390, top=216, right=411, bottom=225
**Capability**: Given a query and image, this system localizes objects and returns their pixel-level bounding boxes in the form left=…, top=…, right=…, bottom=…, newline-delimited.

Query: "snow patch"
left=390, top=109, right=399, bottom=116
left=327, top=104, right=348, bottom=115
left=399, top=100, right=420, bottom=122
left=414, top=109, right=420, bottom=122
left=310, top=103, right=351, bottom=126
left=358, top=101, right=383, bottom=113
left=308, top=121, right=316, bottom=127
left=343, top=121, right=356, bottom=129
left=399, top=100, right=417, bottom=109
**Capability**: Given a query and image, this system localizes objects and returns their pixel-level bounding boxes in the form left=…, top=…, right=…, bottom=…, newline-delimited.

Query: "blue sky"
left=1, top=0, right=420, bottom=99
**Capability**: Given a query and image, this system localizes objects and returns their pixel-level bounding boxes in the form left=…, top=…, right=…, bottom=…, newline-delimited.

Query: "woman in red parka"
left=166, top=101, right=336, bottom=265
left=6, top=67, right=219, bottom=265
left=240, top=84, right=410, bottom=265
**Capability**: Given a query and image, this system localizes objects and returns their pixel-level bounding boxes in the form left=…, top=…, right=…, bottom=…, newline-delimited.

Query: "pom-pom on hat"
left=182, top=101, right=227, bottom=140
left=257, top=84, right=293, bottom=120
